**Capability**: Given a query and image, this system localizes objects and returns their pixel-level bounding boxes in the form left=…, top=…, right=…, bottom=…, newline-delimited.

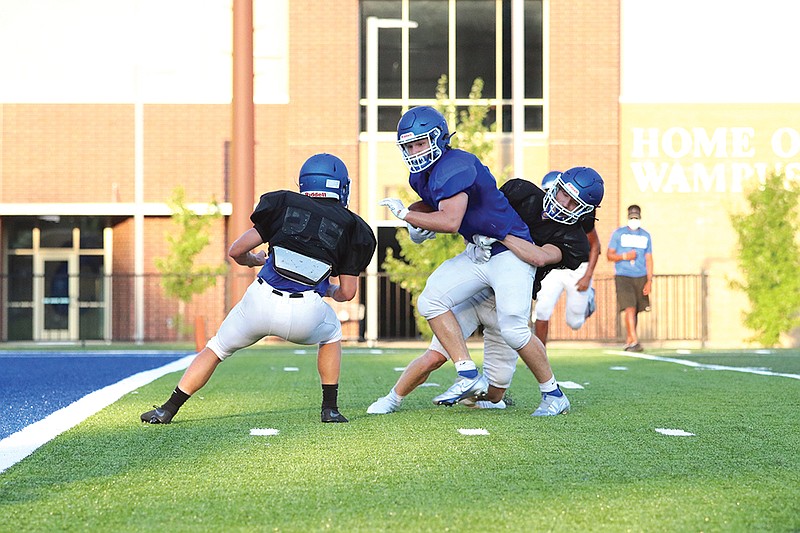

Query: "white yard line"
left=0, top=354, right=195, bottom=474
left=606, top=350, right=800, bottom=380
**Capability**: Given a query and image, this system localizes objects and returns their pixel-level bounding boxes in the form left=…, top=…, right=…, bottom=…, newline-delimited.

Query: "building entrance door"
left=35, top=253, right=77, bottom=341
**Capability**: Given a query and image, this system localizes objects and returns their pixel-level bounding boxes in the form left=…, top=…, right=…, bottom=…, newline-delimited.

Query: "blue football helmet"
left=298, top=153, right=350, bottom=207
left=543, top=166, right=604, bottom=224
left=541, top=171, right=561, bottom=191
left=396, top=106, right=451, bottom=173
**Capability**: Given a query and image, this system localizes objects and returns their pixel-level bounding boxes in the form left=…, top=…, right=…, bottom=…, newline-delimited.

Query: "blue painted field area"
left=0, top=351, right=190, bottom=440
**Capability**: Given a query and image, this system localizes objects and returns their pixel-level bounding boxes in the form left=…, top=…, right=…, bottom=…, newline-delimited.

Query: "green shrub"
left=730, top=171, right=800, bottom=345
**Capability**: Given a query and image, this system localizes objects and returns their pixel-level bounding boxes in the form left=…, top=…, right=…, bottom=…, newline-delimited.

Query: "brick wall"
left=549, top=0, right=620, bottom=275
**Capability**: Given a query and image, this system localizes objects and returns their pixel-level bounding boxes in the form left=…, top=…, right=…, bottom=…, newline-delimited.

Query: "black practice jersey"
left=250, top=190, right=376, bottom=277
left=500, top=178, right=590, bottom=297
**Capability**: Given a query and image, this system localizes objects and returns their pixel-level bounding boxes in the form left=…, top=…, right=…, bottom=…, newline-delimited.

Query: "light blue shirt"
left=608, top=226, right=652, bottom=277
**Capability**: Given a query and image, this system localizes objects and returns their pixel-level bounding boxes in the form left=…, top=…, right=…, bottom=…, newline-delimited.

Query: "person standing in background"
left=606, top=205, right=653, bottom=352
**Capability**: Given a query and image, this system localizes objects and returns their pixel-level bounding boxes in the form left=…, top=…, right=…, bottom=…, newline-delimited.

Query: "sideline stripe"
left=0, top=353, right=195, bottom=474
left=606, top=350, right=800, bottom=380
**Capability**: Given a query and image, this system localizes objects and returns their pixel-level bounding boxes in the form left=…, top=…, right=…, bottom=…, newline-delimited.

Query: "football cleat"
left=432, top=374, right=489, bottom=406
left=585, top=287, right=596, bottom=319
left=624, top=343, right=643, bottom=352
left=531, top=391, right=570, bottom=417
left=141, top=406, right=174, bottom=424
left=470, top=399, right=507, bottom=409
left=366, top=395, right=401, bottom=415
left=321, top=408, right=349, bottom=423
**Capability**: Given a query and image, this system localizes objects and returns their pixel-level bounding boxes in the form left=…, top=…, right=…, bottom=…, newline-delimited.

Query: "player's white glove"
left=464, top=234, right=497, bottom=264
left=379, top=198, right=409, bottom=220
left=473, top=234, right=497, bottom=248
left=465, top=242, right=491, bottom=264
left=407, top=222, right=436, bottom=244
left=325, top=284, right=339, bottom=298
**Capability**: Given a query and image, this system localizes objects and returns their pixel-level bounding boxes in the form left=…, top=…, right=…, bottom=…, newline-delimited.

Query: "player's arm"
left=607, top=246, right=635, bottom=262
left=577, top=228, right=601, bottom=290
left=501, top=234, right=562, bottom=267
left=228, top=227, right=267, bottom=267
left=643, top=253, right=654, bottom=295
left=325, top=274, right=359, bottom=302
left=403, top=193, right=468, bottom=233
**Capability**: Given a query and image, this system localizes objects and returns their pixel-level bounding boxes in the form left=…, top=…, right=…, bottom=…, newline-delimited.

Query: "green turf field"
left=1, top=345, right=799, bottom=532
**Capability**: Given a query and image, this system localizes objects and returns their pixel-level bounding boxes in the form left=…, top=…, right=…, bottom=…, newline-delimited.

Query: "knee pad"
left=416, top=289, right=448, bottom=319
left=499, top=324, right=531, bottom=352
left=566, top=315, right=586, bottom=330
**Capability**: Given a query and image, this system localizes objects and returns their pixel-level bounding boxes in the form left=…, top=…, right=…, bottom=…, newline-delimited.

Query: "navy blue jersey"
left=409, top=149, right=532, bottom=244
left=250, top=190, right=376, bottom=292
left=500, top=178, right=590, bottom=297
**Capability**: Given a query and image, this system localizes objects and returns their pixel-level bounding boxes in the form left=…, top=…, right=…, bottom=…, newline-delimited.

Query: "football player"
left=380, top=106, right=538, bottom=407
left=369, top=167, right=604, bottom=416
left=533, top=170, right=602, bottom=345
left=141, top=153, right=376, bottom=425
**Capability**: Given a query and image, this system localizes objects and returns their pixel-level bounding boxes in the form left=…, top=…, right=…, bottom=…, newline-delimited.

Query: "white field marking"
left=292, top=350, right=309, bottom=354
left=755, top=349, right=773, bottom=355
left=676, top=349, right=692, bottom=355
left=283, top=367, right=300, bottom=372
left=607, top=350, right=800, bottom=380
left=558, top=381, right=585, bottom=390
left=418, top=382, right=440, bottom=387
left=458, top=428, right=489, bottom=436
left=393, top=367, right=406, bottom=372
left=655, top=428, right=695, bottom=437
left=250, top=428, right=280, bottom=436
left=0, top=353, right=195, bottom=475
left=610, top=366, right=629, bottom=371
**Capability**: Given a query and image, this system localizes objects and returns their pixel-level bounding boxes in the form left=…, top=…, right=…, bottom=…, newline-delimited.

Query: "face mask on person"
left=627, top=218, right=641, bottom=230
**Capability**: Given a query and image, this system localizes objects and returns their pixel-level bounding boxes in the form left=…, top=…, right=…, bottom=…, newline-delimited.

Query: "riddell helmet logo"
left=303, top=192, right=329, bottom=197
left=399, top=132, right=414, bottom=141
left=563, top=183, right=580, bottom=197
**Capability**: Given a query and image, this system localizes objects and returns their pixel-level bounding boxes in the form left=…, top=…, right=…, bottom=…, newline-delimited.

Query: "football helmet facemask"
left=543, top=166, right=604, bottom=224
left=396, top=106, right=451, bottom=173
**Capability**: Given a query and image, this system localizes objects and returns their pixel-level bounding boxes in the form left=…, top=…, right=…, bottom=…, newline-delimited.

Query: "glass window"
left=360, top=0, right=544, bottom=133
left=79, top=218, right=105, bottom=249
left=6, top=218, right=35, bottom=249
left=524, top=0, right=543, bottom=99
left=456, top=1, right=496, bottom=98
left=79, top=256, right=104, bottom=302
left=7, top=308, right=33, bottom=341
left=80, top=308, right=104, bottom=340
left=7, top=255, right=33, bottom=301
left=408, top=1, right=449, bottom=98
left=39, top=216, right=73, bottom=248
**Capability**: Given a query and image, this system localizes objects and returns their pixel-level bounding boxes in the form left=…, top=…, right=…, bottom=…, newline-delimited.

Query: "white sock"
left=539, top=375, right=558, bottom=394
left=454, top=360, right=477, bottom=372
left=388, top=388, right=404, bottom=403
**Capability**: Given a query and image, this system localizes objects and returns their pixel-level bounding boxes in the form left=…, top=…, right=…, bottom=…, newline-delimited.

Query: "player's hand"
left=465, top=242, right=491, bottom=264
left=379, top=198, right=409, bottom=220
left=407, top=222, right=436, bottom=244
left=473, top=234, right=497, bottom=249
left=249, top=250, right=267, bottom=267
left=325, top=284, right=340, bottom=298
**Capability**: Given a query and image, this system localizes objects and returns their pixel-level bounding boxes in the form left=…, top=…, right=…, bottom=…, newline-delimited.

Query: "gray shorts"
left=615, top=275, right=650, bottom=313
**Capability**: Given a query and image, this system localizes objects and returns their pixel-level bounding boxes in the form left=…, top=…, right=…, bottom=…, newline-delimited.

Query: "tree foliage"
left=730, top=171, right=800, bottom=346
left=155, top=187, right=228, bottom=306
left=382, top=76, right=503, bottom=338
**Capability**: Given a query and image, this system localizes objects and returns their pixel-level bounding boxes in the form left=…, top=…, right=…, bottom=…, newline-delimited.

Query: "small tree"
left=730, top=171, right=800, bottom=346
left=155, top=187, right=228, bottom=337
left=382, top=76, right=502, bottom=338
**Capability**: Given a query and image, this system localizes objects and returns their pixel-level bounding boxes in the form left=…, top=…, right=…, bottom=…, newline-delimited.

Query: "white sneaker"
left=531, top=391, right=570, bottom=416
left=366, top=395, right=401, bottom=415
left=585, top=287, right=596, bottom=319
left=432, top=374, right=489, bottom=406
left=470, top=399, right=506, bottom=409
